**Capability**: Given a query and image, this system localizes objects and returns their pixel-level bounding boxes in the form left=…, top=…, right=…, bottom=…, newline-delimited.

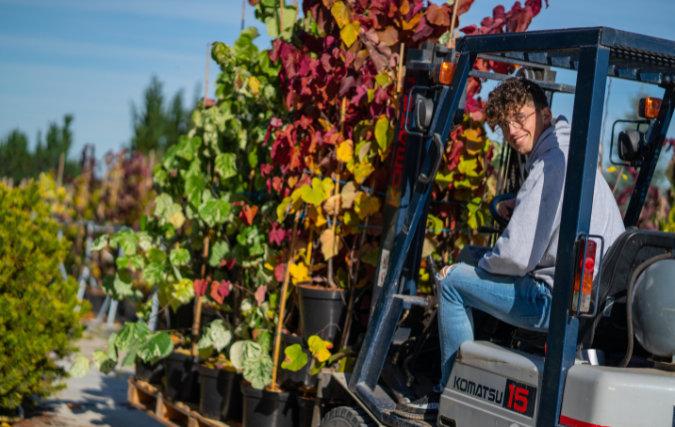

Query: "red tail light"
left=572, top=239, right=597, bottom=314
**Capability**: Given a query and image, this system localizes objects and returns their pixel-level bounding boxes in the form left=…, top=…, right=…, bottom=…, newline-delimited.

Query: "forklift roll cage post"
left=348, top=27, right=675, bottom=427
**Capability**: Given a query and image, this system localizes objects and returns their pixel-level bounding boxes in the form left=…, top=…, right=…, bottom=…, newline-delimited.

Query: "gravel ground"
left=13, top=321, right=164, bottom=427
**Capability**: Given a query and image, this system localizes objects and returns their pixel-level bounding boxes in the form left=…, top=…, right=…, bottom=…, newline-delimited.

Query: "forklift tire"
left=321, top=406, right=376, bottom=427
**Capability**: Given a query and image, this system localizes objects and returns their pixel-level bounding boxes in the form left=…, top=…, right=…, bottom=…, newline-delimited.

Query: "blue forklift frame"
left=348, top=27, right=675, bottom=427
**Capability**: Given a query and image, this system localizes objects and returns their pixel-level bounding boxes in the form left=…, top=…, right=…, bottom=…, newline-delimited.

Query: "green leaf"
left=137, top=332, right=174, bottom=365
left=170, top=248, right=191, bottom=266
left=143, top=262, right=164, bottom=285
left=121, top=339, right=143, bottom=367
left=199, top=319, right=232, bottom=353
left=256, top=330, right=272, bottom=354
left=110, top=229, right=137, bottom=255
left=93, top=350, right=117, bottom=374
left=102, top=271, right=142, bottom=302
left=229, top=340, right=261, bottom=371
left=69, top=353, right=90, bottom=378
left=199, top=199, right=231, bottom=227
left=154, top=194, right=173, bottom=218
left=91, top=235, right=108, bottom=251
left=310, top=359, right=326, bottom=376
left=136, top=231, right=153, bottom=252
left=170, top=279, right=196, bottom=311
left=115, top=322, right=151, bottom=351
left=209, top=241, right=230, bottom=267
left=185, top=175, right=205, bottom=207
left=107, top=332, right=118, bottom=362
left=215, top=153, right=238, bottom=180
left=242, top=353, right=274, bottom=389
left=128, top=254, right=146, bottom=271
left=148, top=248, right=167, bottom=263
left=281, top=344, right=308, bottom=372
left=175, top=135, right=201, bottom=161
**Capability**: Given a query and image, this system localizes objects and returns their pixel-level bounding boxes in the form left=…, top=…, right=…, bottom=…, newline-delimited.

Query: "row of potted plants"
left=69, top=0, right=551, bottom=425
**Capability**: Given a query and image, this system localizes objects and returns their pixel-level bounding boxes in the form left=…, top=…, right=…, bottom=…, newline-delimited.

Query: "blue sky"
left=1, top=0, right=675, bottom=163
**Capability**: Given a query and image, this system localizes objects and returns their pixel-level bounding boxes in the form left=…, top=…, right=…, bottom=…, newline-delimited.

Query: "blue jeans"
left=433, top=263, right=552, bottom=392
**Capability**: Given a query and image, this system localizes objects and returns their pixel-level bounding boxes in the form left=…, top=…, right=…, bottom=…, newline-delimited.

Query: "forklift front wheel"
left=320, top=406, right=376, bottom=427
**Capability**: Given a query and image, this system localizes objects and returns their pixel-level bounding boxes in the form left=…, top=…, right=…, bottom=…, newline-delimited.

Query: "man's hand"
left=497, top=198, right=516, bottom=221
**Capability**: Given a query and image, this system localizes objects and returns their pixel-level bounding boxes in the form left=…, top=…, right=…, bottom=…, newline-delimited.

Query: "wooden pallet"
left=127, top=377, right=241, bottom=427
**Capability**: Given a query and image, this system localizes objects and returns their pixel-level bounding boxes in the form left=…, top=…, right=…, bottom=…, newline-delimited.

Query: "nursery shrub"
left=0, top=182, right=84, bottom=409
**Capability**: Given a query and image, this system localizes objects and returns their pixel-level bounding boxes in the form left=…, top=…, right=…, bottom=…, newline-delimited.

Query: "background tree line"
left=0, top=76, right=196, bottom=183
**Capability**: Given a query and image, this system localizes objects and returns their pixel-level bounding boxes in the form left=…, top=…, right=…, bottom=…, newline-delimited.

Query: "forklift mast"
left=350, top=28, right=675, bottom=427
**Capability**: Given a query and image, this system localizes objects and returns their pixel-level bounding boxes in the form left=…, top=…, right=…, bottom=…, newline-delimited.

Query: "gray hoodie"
left=478, top=116, right=625, bottom=288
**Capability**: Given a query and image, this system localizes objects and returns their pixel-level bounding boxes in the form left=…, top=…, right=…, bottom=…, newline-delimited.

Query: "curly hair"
left=483, top=78, right=549, bottom=126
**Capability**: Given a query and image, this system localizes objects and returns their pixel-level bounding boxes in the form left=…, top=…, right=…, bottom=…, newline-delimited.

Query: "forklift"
left=313, top=27, right=675, bottom=427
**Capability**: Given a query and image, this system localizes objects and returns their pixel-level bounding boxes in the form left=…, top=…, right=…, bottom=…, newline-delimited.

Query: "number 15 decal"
left=502, top=379, right=537, bottom=417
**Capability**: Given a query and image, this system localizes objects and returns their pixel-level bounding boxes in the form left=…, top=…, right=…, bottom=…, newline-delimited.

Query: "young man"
left=395, top=78, right=625, bottom=420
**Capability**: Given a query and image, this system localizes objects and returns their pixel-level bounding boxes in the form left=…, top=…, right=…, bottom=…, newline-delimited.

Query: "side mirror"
left=618, top=129, right=647, bottom=163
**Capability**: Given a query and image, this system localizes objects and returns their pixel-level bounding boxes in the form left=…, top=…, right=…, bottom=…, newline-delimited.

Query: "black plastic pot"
left=298, top=285, right=347, bottom=345
left=135, top=359, right=164, bottom=385
left=164, top=352, right=200, bottom=403
left=242, top=383, right=313, bottom=427
left=84, top=288, right=106, bottom=314
left=277, top=334, right=315, bottom=390
left=199, top=365, right=243, bottom=423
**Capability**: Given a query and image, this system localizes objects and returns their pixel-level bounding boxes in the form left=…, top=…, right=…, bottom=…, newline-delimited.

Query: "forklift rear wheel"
left=321, top=406, right=375, bottom=427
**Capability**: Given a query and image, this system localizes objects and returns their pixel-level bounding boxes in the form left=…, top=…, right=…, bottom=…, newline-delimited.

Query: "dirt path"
left=15, top=321, right=164, bottom=427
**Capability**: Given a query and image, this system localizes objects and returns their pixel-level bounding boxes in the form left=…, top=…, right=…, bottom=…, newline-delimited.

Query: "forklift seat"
left=452, top=229, right=675, bottom=356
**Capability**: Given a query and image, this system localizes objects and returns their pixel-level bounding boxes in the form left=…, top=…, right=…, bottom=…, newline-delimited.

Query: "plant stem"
left=270, top=210, right=301, bottom=392
left=191, top=236, right=210, bottom=356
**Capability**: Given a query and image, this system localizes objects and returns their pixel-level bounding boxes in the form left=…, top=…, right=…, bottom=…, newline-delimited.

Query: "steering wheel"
left=489, top=193, right=517, bottom=229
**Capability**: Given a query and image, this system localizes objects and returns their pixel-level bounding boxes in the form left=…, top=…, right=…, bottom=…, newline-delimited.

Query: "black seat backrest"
left=578, top=229, right=675, bottom=349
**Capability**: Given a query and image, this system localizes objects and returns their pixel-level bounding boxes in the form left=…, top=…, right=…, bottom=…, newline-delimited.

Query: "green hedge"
left=0, top=183, right=84, bottom=409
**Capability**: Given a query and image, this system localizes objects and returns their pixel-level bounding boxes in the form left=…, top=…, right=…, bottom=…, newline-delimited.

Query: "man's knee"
left=437, top=264, right=459, bottom=280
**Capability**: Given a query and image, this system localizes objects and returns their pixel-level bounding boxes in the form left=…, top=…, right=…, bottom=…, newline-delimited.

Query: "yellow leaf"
left=426, top=214, right=444, bottom=235
left=308, top=335, right=333, bottom=362
left=607, top=166, right=617, bottom=172
left=321, top=177, right=335, bottom=197
left=353, top=161, right=374, bottom=184
left=169, top=210, right=186, bottom=229
left=324, top=194, right=343, bottom=216
left=320, top=228, right=343, bottom=259
left=622, top=173, right=628, bottom=180
left=340, top=21, right=361, bottom=48
left=331, top=1, right=351, bottom=29
left=337, top=139, right=354, bottom=163
left=287, top=175, right=299, bottom=189
left=308, top=205, right=328, bottom=227
left=276, top=197, right=292, bottom=221
left=289, top=262, right=311, bottom=284
left=340, top=181, right=357, bottom=208
left=401, top=12, right=422, bottom=31
left=375, top=73, right=392, bottom=89
left=374, top=115, right=393, bottom=157
left=317, top=118, right=332, bottom=131
left=463, top=128, right=484, bottom=155
left=247, top=76, right=261, bottom=97
left=354, top=192, right=381, bottom=220
left=435, top=171, right=454, bottom=188
left=399, top=0, right=410, bottom=15
left=300, top=178, right=327, bottom=206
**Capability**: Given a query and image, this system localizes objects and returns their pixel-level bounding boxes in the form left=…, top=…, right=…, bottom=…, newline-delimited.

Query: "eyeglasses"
left=499, top=111, right=536, bottom=131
